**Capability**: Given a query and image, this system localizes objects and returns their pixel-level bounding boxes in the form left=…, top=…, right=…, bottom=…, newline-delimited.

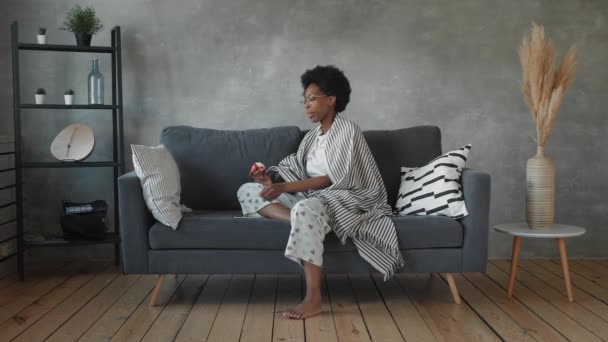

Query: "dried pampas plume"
left=520, top=22, right=577, bottom=149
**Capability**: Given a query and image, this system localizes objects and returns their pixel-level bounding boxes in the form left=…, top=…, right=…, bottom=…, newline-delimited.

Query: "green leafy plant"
left=38, top=27, right=47, bottom=35
left=35, top=88, right=46, bottom=95
left=59, top=5, right=103, bottom=34
left=65, top=89, right=75, bottom=95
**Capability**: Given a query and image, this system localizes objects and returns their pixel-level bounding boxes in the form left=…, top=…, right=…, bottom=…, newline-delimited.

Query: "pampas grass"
left=520, top=22, right=577, bottom=150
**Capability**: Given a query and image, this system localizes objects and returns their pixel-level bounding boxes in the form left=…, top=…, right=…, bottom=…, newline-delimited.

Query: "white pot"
left=64, top=95, right=74, bottom=105
left=37, top=35, right=46, bottom=44
left=35, top=94, right=45, bottom=104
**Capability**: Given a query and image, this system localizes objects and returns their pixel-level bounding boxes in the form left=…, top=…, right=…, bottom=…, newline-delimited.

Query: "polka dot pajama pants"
left=237, top=182, right=332, bottom=267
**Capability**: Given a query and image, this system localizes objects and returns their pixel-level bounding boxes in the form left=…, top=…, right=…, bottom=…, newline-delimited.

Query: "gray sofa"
left=119, top=125, right=491, bottom=305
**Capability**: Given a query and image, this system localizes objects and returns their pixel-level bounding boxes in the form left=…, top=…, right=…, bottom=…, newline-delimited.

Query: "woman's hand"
left=250, top=168, right=272, bottom=186
left=260, top=183, right=287, bottom=201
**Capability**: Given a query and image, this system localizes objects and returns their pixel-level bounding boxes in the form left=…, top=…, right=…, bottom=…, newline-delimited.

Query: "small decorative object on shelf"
left=37, top=27, right=46, bottom=44
left=50, top=123, right=95, bottom=162
left=88, top=59, right=104, bottom=104
left=519, top=23, right=577, bottom=229
left=34, top=88, right=46, bottom=104
left=64, top=89, right=75, bottom=104
left=59, top=5, right=103, bottom=47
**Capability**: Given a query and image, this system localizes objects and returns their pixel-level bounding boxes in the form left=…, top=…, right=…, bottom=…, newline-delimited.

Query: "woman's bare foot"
left=283, top=296, right=322, bottom=320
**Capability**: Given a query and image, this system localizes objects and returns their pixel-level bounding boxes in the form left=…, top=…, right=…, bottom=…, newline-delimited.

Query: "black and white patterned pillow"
left=395, top=145, right=471, bottom=219
left=132, top=144, right=185, bottom=229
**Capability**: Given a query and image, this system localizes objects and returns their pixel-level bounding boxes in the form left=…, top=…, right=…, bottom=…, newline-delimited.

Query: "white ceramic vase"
left=64, top=95, right=74, bottom=105
left=37, top=35, right=46, bottom=44
left=526, top=146, right=555, bottom=229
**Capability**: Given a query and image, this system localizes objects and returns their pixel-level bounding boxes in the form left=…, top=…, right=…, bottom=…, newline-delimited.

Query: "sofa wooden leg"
left=444, top=273, right=462, bottom=304
left=149, top=274, right=166, bottom=307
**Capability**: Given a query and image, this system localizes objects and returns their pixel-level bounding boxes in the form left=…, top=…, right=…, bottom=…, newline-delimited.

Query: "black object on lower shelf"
left=25, top=232, right=118, bottom=247
left=61, top=200, right=108, bottom=240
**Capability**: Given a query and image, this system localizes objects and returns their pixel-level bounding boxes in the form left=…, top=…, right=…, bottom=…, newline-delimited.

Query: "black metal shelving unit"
left=11, top=21, right=125, bottom=280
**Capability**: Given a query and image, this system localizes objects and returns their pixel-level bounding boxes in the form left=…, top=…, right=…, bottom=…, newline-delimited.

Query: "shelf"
left=22, top=162, right=120, bottom=168
left=0, top=235, right=16, bottom=244
left=21, top=104, right=118, bottom=110
left=18, top=43, right=113, bottom=53
left=0, top=253, right=16, bottom=263
left=12, top=22, right=124, bottom=279
left=0, top=202, right=16, bottom=209
left=26, top=232, right=118, bottom=247
left=0, top=219, right=16, bottom=226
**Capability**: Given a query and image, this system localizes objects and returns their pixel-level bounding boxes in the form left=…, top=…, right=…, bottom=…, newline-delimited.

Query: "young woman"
left=237, top=65, right=403, bottom=319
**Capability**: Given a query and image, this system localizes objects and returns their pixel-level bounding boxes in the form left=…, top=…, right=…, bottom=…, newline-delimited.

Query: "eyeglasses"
left=300, top=94, right=330, bottom=105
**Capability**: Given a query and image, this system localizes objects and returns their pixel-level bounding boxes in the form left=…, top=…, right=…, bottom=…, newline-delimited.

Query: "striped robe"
left=268, top=116, right=405, bottom=280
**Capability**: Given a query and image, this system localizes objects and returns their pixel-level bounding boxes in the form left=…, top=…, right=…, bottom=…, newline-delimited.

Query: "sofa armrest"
left=459, top=168, right=491, bottom=272
left=119, top=171, right=153, bottom=273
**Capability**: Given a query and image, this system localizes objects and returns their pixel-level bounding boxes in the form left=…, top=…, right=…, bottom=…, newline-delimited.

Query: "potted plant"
left=59, top=5, right=103, bottom=46
left=519, top=23, right=577, bottom=228
left=64, top=89, right=75, bottom=105
left=37, top=27, right=47, bottom=44
left=35, top=88, right=46, bottom=104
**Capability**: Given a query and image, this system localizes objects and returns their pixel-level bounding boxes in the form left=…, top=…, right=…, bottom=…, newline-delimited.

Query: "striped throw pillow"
left=131, top=144, right=183, bottom=229
left=395, top=145, right=471, bottom=219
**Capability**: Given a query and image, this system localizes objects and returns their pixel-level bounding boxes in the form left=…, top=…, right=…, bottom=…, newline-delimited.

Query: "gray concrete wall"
left=1, top=0, right=606, bottom=260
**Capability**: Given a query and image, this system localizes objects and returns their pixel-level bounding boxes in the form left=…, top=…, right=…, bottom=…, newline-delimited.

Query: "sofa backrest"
left=363, top=126, right=442, bottom=206
left=161, top=125, right=442, bottom=210
left=161, top=126, right=304, bottom=210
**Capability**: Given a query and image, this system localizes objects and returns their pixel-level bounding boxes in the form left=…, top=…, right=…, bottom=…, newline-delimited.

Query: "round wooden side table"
left=493, top=223, right=586, bottom=302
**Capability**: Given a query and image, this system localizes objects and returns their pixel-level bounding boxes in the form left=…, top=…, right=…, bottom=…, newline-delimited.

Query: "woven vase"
left=526, top=146, right=555, bottom=229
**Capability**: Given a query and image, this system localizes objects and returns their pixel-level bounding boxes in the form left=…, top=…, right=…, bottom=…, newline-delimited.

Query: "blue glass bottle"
left=88, top=59, right=104, bottom=104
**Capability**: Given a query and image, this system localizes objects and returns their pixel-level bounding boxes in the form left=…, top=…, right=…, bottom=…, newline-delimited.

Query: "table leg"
left=557, top=238, right=574, bottom=302
left=507, top=236, right=522, bottom=300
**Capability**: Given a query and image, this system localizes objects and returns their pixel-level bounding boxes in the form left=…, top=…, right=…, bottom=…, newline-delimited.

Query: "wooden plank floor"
left=2, top=259, right=608, bottom=341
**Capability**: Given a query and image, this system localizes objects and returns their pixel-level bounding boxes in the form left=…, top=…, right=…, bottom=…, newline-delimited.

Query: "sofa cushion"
left=160, top=126, right=304, bottom=210
left=363, top=126, right=442, bottom=208
left=149, top=210, right=463, bottom=251
left=396, top=144, right=471, bottom=219
left=131, top=144, right=184, bottom=229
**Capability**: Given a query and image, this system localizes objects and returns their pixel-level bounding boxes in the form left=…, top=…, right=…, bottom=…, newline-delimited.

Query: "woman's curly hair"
left=301, top=65, right=351, bottom=113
